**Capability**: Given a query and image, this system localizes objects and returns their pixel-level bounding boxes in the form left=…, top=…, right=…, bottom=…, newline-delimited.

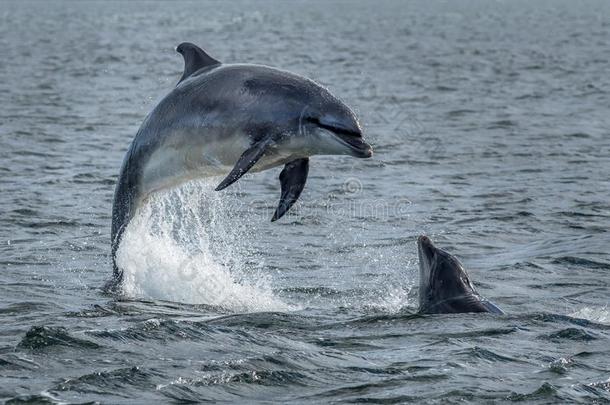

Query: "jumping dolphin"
left=417, top=236, right=504, bottom=314
left=110, top=42, right=373, bottom=283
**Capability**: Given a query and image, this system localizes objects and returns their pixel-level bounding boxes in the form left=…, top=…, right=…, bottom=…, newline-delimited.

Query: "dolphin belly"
left=138, top=130, right=298, bottom=200
left=139, top=131, right=248, bottom=198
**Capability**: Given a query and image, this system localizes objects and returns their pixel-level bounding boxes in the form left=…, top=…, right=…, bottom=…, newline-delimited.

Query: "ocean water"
left=1, top=0, right=610, bottom=403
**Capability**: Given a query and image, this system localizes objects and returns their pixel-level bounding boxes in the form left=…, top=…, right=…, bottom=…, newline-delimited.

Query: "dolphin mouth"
left=334, top=132, right=373, bottom=158
left=307, top=116, right=373, bottom=158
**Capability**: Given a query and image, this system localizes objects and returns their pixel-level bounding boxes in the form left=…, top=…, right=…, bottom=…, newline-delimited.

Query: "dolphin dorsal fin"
left=176, top=42, right=220, bottom=84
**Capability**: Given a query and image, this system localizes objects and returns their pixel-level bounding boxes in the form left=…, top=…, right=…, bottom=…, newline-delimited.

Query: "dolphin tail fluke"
left=215, top=139, right=271, bottom=191
left=271, top=158, right=309, bottom=221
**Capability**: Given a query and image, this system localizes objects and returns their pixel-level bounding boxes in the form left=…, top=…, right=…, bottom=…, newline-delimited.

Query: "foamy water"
left=116, top=180, right=293, bottom=312
left=571, top=307, right=610, bottom=325
left=115, top=179, right=412, bottom=313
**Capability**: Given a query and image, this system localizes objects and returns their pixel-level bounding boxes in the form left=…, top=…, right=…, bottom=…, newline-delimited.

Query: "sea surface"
left=1, top=0, right=610, bottom=403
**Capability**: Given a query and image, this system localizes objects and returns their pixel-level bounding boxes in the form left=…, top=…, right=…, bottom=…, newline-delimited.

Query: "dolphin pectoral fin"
left=215, top=140, right=270, bottom=191
left=271, top=158, right=309, bottom=222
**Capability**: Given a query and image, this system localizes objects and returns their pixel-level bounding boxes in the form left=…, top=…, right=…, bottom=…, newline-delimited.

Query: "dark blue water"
left=1, top=0, right=610, bottom=403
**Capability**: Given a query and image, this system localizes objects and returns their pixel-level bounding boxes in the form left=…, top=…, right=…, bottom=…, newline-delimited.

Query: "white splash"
left=115, top=180, right=292, bottom=312
left=570, top=306, right=610, bottom=325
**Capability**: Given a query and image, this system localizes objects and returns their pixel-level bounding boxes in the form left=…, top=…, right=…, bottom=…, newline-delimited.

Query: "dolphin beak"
left=417, top=235, right=435, bottom=304
left=335, top=132, right=373, bottom=158
left=418, top=235, right=433, bottom=248
left=417, top=235, right=435, bottom=269
left=314, top=114, right=373, bottom=158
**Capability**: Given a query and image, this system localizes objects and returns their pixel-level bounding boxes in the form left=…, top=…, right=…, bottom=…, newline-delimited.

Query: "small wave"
left=564, top=132, right=592, bottom=139
left=446, top=109, right=476, bottom=117
left=212, top=369, right=309, bottom=386
left=339, top=312, right=422, bottom=327
left=206, top=312, right=314, bottom=330
left=506, top=382, right=561, bottom=401
left=4, top=392, right=67, bottom=405
left=86, top=318, right=212, bottom=343
left=581, top=378, right=610, bottom=396
left=302, top=375, right=437, bottom=402
left=570, top=307, right=610, bottom=325
left=55, top=366, right=159, bottom=396
left=456, top=346, right=521, bottom=363
left=540, top=327, right=597, bottom=342
left=0, top=354, right=40, bottom=370
left=17, top=326, right=102, bottom=350
left=439, top=327, right=518, bottom=339
left=486, top=119, right=517, bottom=129
left=552, top=256, right=610, bottom=270
left=156, top=352, right=326, bottom=398
left=0, top=302, right=51, bottom=315
left=156, top=369, right=311, bottom=403
left=159, top=384, right=213, bottom=403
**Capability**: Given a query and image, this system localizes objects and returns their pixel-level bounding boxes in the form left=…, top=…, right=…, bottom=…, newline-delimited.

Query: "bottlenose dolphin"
left=417, top=236, right=504, bottom=314
left=110, top=42, right=372, bottom=283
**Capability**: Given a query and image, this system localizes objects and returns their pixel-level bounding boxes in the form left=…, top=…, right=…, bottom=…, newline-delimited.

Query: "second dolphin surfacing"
left=417, top=236, right=504, bottom=314
left=110, top=43, right=372, bottom=283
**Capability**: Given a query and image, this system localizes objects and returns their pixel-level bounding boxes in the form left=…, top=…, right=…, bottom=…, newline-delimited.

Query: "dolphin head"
left=417, top=235, right=485, bottom=313
left=299, top=96, right=373, bottom=159
left=238, top=69, right=373, bottom=159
